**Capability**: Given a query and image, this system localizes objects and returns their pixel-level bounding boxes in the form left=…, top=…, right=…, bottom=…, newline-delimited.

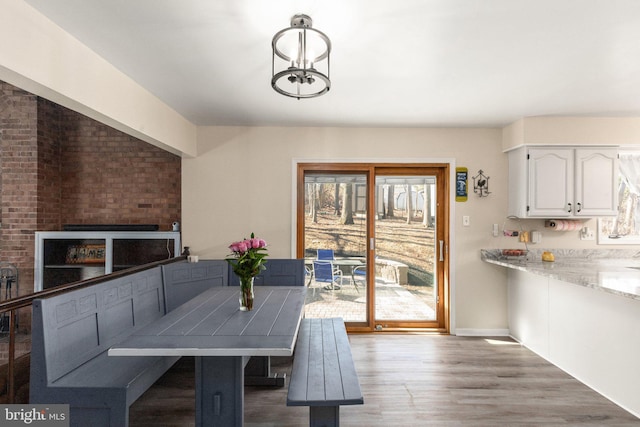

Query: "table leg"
left=195, top=356, right=248, bottom=427
left=244, top=356, right=286, bottom=387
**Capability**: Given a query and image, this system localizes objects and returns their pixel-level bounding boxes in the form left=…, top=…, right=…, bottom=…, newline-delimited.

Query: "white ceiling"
left=23, top=0, right=640, bottom=128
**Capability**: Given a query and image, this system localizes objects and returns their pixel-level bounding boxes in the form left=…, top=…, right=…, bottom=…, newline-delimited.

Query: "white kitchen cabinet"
left=528, top=147, right=574, bottom=217
left=574, top=148, right=619, bottom=216
left=508, top=146, right=618, bottom=218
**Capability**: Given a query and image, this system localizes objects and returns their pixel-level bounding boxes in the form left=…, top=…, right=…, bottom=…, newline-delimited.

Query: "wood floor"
left=129, top=334, right=639, bottom=426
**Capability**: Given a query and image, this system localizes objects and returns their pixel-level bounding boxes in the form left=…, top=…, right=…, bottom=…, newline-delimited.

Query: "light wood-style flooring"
left=129, top=334, right=639, bottom=426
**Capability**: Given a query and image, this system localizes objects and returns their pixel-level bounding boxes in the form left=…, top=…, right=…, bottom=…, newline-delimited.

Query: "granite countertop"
left=481, top=248, right=640, bottom=301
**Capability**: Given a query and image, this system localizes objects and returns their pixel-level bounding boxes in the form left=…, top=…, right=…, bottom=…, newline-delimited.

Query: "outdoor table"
left=108, top=285, right=306, bottom=427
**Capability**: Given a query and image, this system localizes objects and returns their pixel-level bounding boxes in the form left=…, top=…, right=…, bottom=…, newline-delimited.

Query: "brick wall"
left=0, top=80, right=182, bottom=297
left=0, top=82, right=38, bottom=337
left=0, top=82, right=38, bottom=298
left=37, top=98, right=62, bottom=232
left=60, top=108, right=181, bottom=230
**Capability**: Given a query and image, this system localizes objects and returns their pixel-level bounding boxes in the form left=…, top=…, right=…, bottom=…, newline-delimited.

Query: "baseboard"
left=453, top=328, right=510, bottom=337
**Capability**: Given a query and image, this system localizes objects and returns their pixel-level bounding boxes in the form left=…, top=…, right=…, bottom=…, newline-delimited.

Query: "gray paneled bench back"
left=163, top=258, right=304, bottom=312
left=30, top=266, right=179, bottom=427
left=162, top=259, right=228, bottom=311
left=227, top=258, right=305, bottom=286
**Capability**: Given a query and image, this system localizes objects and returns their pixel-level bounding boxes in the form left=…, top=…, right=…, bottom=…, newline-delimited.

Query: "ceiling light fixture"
left=271, top=14, right=331, bottom=99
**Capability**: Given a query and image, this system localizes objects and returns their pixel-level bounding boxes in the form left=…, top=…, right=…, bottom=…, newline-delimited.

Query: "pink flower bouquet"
left=227, top=233, right=268, bottom=310
left=226, top=233, right=268, bottom=282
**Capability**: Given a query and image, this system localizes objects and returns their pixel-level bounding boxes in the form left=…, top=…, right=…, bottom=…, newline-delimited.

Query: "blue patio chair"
left=317, top=249, right=335, bottom=260
left=313, top=260, right=343, bottom=291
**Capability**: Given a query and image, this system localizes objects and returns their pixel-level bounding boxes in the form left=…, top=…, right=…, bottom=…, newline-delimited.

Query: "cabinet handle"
left=567, top=203, right=572, bottom=213
left=439, top=240, right=445, bottom=262
left=577, top=202, right=582, bottom=213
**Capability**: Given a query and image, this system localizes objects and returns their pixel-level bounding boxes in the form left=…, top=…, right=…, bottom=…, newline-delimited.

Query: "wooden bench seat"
left=30, top=266, right=180, bottom=427
left=287, top=317, right=363, bottom=427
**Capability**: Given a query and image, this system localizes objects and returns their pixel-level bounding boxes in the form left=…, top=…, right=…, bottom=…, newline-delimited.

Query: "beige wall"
left=502, top=117, right=640, bottom=151
left=183, top=126, right=509, bottom=333
left=181, top=125, right=640, bottom=333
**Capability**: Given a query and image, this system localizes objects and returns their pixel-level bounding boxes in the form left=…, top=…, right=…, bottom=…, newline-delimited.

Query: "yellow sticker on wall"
left=455, top=167, right=468, bottom=202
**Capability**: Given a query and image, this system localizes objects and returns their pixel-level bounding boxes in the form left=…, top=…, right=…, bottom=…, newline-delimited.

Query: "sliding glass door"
left=372, top=168, right=447, bottom=330
left=297, top=163, right=449, bottom=332
left=300, top=171, right=369, bottom=323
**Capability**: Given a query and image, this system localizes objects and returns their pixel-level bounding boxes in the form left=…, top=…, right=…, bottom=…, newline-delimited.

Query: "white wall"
left=183, top=126, right=509, bottom=332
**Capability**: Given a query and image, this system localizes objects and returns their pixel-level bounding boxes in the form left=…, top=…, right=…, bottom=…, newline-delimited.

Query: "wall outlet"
left=531, top=231, right=542, bottom=243
left=580, top=227, right=595, bottom=241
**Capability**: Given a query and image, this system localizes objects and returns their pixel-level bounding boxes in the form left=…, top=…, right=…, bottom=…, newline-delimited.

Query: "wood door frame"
left=295, top=161, right=451, bottom=333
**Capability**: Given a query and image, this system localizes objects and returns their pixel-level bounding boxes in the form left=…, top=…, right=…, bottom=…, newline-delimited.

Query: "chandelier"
left=271, top=14, right=331, bottom=99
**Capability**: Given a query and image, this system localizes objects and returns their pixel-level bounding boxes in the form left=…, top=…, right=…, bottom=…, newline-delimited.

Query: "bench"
left=30, top=266, right=180, bottom=427
left=162, top=259, right=228, bottom=311
left=287, top=317, right=363, bottom=427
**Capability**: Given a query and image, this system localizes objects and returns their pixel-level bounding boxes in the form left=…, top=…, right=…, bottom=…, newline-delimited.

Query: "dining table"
left=108, top=285, right=306, bottom=427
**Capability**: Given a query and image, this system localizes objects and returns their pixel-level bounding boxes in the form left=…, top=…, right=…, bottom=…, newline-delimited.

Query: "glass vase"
left=239, top=276, right=254, bottom=311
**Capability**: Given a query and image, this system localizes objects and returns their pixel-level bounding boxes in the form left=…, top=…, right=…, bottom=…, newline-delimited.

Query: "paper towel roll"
left=546, top=219, right=581, bottom=231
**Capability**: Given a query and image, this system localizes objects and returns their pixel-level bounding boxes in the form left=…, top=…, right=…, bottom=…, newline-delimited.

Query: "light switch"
left=463, top=216, right=470, bottom=227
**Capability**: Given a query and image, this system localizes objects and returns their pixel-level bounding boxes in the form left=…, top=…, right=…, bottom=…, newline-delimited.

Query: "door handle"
left=439, top=240, right=445, bottom=262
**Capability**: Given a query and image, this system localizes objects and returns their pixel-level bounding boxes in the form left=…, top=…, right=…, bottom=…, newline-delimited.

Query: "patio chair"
left=313, top=260, right=343, bottom=291
left=351, top=265, right=365, bottom=291
left=317, top=249, right=335, bottom=260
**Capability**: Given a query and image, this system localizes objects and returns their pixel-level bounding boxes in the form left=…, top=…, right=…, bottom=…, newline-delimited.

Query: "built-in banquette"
left=30, top=258, right=304, bottom=427
left=30, top=260, right=226, bottom=426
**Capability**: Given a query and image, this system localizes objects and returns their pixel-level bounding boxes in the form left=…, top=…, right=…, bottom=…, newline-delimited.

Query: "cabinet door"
left=574, top=148, right=618, bottom=216
left=528, top=148, right=574, bottom=217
